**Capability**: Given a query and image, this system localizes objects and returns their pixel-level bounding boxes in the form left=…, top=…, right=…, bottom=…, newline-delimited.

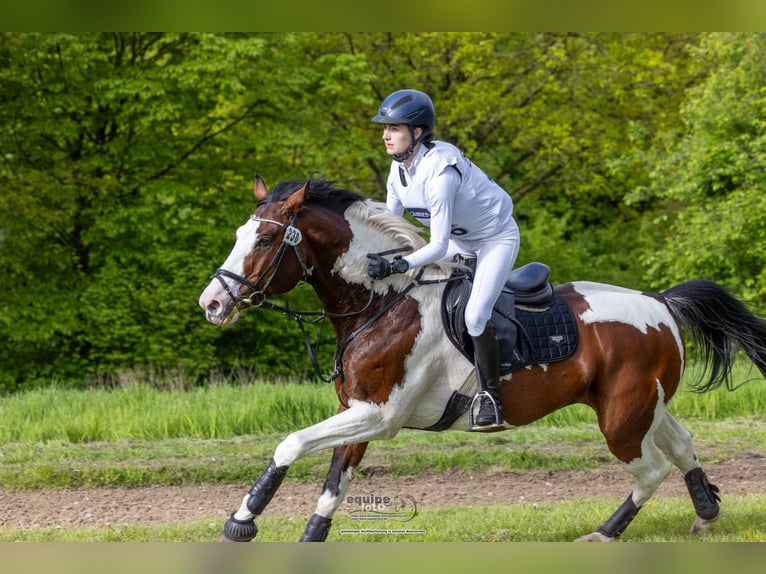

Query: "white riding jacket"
left=385, top=140, right=517, bottom=269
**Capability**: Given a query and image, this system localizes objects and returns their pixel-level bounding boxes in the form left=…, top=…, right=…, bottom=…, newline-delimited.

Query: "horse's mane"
left=343, top=198, right=454, bottom=291
left=348, top=199, right=428, bottom=252
left=264, top=176, right=453, bottom=288
left=262, top=178, right=366, bottom=218
left=263, top=177, right=427, bottom=251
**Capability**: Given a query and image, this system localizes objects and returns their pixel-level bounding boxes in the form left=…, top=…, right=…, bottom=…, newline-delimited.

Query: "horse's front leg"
left=299, top=442, right=369, bottom=542
left=221, top=401, right=401, bottom=542
left=221, top=458, right=289, bottom=542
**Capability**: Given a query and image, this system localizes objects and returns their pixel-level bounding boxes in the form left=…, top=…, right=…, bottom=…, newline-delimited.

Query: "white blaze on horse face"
left=198, top=217, right=262, bottom=323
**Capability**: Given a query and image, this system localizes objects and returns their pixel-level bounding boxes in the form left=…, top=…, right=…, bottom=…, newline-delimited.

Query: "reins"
left=331, top=265, right=425, bottom=383
left=213, top=220, right=466, bottom=383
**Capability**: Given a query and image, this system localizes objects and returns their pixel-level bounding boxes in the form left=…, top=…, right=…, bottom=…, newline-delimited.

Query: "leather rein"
left=211, top=215, right=430, bottom=383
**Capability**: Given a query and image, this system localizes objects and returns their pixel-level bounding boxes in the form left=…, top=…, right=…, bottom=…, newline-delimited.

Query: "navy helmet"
left=372, top=89, right=435, bottom=131
left=372, top=89, right=435, bottom=162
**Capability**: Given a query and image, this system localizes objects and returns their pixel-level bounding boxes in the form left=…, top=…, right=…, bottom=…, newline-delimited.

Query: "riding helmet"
left=372, top=89, right=435, bottom=131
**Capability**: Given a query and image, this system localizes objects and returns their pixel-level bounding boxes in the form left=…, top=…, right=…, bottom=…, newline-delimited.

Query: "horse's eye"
left=256, top=236, right=273, bottom=248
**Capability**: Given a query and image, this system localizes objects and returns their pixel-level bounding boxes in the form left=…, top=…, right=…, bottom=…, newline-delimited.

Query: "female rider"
left=367, top=88, right=521, bottom=430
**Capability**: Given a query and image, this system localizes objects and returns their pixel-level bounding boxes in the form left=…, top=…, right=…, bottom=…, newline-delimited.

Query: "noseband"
left=212, top=214, right=309, bottom=311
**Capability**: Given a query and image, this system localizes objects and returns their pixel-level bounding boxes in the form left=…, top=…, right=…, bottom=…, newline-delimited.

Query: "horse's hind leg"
left=299, top=442, right=368, bottom=542
left=654, top=411, right=721, bottom=534
left=577, top=381, right=673, bottom=542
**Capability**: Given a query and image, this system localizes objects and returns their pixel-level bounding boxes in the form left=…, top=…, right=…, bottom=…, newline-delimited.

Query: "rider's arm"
left=402, top=166, right=460, bottom=269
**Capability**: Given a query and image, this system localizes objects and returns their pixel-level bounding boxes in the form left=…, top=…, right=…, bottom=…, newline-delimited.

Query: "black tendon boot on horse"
left=470, top=323, right=505, bottom=431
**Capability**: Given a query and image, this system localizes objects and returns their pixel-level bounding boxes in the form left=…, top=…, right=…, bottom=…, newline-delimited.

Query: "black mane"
left=260, top=177, right=366, bottom=216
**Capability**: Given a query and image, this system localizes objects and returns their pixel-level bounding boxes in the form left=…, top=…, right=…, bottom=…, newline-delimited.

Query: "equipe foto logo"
left=344, top=493, right=418, bottom=522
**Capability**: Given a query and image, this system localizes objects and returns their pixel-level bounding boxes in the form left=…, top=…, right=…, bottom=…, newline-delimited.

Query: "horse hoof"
left=574, top=532, right=613, bottom=542
left=221, top=513, right=258, bottom=542
left=690, top=511, right=721, bottom=535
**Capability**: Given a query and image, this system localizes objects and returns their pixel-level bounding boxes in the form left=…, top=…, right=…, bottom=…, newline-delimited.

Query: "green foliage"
left=639, top=33, right=766, bottom=302
left=2, top=32, right=765, bottom=389
left=0, top=33, right=338, bottom=390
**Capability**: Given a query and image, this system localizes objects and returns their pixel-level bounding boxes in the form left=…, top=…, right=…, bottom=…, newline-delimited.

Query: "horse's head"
left=199, top=173, right=443, bottom=328
left=199, top=175, right=325, bottom=326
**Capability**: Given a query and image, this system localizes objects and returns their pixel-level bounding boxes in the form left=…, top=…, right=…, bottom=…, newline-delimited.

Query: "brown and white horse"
left=198, top=175, right=766, bottom=542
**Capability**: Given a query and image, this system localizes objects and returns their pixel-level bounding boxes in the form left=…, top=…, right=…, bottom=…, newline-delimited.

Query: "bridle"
left=212, top=213, right=308, bottom=312
left=210, top=212, right=395, bottom=382
left=210, top=211, right=455, bottom=383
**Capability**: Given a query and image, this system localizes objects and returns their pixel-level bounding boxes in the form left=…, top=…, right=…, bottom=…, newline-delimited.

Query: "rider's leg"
left=471, top=322, right=503, bottom=427
left=464, top=237, right=519, bottom=430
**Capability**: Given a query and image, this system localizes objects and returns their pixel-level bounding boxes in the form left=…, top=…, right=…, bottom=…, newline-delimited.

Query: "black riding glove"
left=366, top=254, right=410, bottom=279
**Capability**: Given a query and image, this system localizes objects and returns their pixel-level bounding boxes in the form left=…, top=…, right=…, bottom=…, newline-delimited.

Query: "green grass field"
left=2, top=361, right=765, bottom=444
left=1, top=362, right=764, bottom=542
left=1, top=496, right=763, bottom=543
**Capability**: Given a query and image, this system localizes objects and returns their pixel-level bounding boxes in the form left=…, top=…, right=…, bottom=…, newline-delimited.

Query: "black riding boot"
left=470, top=323, right=505, bottom=431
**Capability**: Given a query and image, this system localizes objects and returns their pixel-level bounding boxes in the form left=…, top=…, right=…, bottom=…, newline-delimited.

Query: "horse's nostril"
left=207, top=301, right=221, bottom=316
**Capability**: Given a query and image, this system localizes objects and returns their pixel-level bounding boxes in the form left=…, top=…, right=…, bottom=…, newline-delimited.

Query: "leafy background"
left=1, top=32, right=765, bottom=392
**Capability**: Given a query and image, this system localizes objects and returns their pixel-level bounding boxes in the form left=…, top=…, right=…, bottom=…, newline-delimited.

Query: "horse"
left=198, top=174, right=766, bottom=542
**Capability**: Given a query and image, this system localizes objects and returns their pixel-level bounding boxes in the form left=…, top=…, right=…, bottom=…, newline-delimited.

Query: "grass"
left=1, top=361, right=764, bottom=444
left=0, top=363, right=764, bottom=542
left=1, top=415, right=764, bottom=490
left=0, top=380, right=338, bottom=442
left=0, top=362, right=765, bottom=490
left=1, top=496, right=763, bottom=542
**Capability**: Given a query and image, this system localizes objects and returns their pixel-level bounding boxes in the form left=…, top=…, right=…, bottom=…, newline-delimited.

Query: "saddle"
left=422, top=261, right=579, bottom=432
left=441, top=261, right=578, bottom=375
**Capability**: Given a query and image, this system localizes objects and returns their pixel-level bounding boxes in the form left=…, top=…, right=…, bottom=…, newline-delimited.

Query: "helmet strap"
left=393, top=128, right=432, bottom=163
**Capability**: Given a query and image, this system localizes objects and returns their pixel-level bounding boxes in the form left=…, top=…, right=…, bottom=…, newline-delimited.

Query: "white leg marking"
left=234, top=494, right=253, bottom=522
left=691, top=513, right=720, bottom=535
left=654, top=412, right=699, bottom=474
left=273, top=385, right=417, bottom=468
left=231, top=461, right=355, bottom=524
left=315, top=467, right=354, bottom=518
left=574, top=532, right=613, bottom=543
left=623, top=381, right=672, bottom=506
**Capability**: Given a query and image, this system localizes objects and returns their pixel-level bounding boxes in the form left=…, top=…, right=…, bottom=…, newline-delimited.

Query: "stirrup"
left=468, top=391, right=505, bottom=431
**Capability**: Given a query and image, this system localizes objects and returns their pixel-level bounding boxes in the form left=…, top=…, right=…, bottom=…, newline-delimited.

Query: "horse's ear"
left=282, top=183, right=307, bottom=216
left=254, top=174, right=269, bottom=201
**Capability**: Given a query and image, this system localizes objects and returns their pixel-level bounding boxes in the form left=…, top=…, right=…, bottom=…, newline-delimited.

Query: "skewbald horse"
left=199, top=175, right=766, bottom=542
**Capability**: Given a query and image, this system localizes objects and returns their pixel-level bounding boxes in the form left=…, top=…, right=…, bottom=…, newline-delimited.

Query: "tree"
left=293, top=33, right=698, bottom=286
left=638, top=33, right=766, bottom=304
left=0, top=33, right=327, bottom=390
left=0, top=32, right=713, bottom=390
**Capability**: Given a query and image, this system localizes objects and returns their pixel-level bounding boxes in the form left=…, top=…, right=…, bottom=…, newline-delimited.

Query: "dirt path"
left=1, top=456, right=763, bottom=530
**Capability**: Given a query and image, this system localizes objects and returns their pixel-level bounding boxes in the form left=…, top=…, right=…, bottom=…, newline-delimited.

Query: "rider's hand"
left=366, top=254, right=410, bottom=279
left=367, top=254, right=392, bottom=279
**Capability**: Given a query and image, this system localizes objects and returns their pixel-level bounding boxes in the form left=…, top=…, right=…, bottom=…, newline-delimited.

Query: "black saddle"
left=441, top=262, right=578, bottom=375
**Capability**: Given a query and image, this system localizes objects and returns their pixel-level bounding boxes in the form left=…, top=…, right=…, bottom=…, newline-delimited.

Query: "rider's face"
left=382, top=124, right=421, bottom=157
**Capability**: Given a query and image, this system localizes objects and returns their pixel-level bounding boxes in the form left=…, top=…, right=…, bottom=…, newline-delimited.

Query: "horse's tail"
left=662, top=279, right=766, bottom=392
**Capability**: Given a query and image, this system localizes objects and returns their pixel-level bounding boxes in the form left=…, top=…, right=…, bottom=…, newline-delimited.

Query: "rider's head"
left=372, top=89, right=434, bottom=162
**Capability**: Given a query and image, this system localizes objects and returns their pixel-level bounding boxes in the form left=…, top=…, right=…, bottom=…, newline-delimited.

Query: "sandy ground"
left=1, top=455, right=763, bottom=530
